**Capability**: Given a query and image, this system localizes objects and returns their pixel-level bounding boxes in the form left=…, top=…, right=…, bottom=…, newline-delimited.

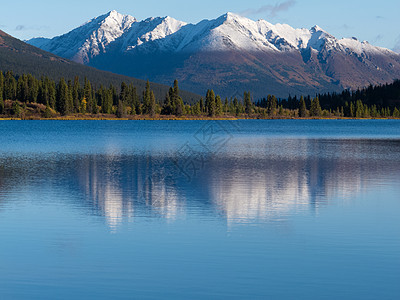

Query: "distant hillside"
left=0, top=30, right=200, bottom=102
left=316, top=80, right=400, bottom=110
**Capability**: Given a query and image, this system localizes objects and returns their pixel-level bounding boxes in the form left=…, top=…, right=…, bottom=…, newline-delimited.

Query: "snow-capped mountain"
left=28, top=11, right=400, bottom=97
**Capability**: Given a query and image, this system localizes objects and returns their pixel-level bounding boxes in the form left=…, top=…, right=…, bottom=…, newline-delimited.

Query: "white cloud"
left=241, top=1, right=296, bottom=18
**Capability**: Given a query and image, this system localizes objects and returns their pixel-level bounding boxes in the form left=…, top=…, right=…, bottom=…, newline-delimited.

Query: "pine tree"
left=4, top=71, right=17, bottom=100
left=102, top=88, right=113, bottom=114
left=215, top=95, right=222, bottom=116
left=170, top=80, right=183, bottom=116
left=350, top=102, right=355, bottom=118
left=206, top=90, right=216, bottom=117
left=142, top=80, right=151, bottom=114
left=355, top=100, right=364, bottom=118
left=298, top=96, right=307, bottom=118
left=199, top=97, right=204, bottom=114
left=310, top=97, right=322, bottom=117
left=67, top=80, right=74, bottom=113
left=233, top=97, right=239, bottom=116
left=120, top=82, right=128, bottom=104
left=17, top=75, right=29, bottom=102
left=393, top=107, right=400, bottom=118
left=244, top=91, right=252, bottom=115
left=161, top=92, right=173, bottom=115
left=116, top=100, right=125, bottom=118
left=224, top=98, right=229, bottom=113
left=56, top=78, right=69, bottom=115
left=149, top=91, right=156, bottom=117
left=44, top=102, right=52, bottom=118
left=193, top=101, right=201, bottom=115
left=72, top=76, right=80, bottom=112
left=83, top=78, right=92, bottom=113
left=12, top=100, right=20, bottom=117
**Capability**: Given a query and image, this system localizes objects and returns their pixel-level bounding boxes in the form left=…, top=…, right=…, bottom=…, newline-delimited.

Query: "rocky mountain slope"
left=28, top=11, right=400, bottom=98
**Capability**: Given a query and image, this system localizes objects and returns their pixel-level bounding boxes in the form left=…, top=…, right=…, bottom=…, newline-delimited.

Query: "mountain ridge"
left=27, top=11, right=400, bottom=98
left=0, top=29, right=200, bottom=102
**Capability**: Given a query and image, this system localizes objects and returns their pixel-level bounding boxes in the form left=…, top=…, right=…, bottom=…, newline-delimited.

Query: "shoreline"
left=0, top=115, right=398, bottom=121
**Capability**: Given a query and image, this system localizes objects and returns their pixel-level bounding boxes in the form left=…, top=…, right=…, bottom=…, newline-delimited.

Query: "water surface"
left=0, top=120, right=399, bottom=299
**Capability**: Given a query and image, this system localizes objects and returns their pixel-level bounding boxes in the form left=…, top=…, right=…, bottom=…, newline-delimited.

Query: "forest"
left=1, top=70, right=400, bottom=119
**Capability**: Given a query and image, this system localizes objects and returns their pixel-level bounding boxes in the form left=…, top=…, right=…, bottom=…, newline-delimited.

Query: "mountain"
left=0, top=29, right=200, bottom=102
left=28, top=11, right=400, bottom=98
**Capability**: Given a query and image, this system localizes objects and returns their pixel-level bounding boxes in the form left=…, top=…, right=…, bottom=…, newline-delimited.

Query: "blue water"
left=0, top=120, right=399, bottom=299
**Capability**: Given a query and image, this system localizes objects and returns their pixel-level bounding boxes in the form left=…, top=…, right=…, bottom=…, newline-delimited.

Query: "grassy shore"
left=1, top=100, right=398, bottom=120
left=1, top=114, right=398, bottom=121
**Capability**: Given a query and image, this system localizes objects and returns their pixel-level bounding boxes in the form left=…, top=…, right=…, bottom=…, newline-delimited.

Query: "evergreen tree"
left=233, top=97, right=239, bottom=116
left=393, top=107, right=400, bottom=118
left=193, top=101, right=201, bottom=115
left=350, top=102, right=355, bottom=118
left=4, top=71, right=17, bottom=100
left=67, top=80, right=74, bottom=113
left=17, top=75, right=29, bottom=102
left=102, top=88, right=113, bottom=114
left=199, top=97, right=204, bottom=114
left=27, top=74, right=38, bottom=103
left=48, top=80, right=56, bottom=109
left=244, top=91, right=252, bottom=115
left=142, top=80, right=151, bottom=114
left=161, top=92, right=173, bottom=115
left=310, top=97, right=322, bottom=117
left=56, top=78, right=69, bottom=115
left=72, top=76, right=80, bottom=112
left=206, top=90, right=216, bottom=117
left=266, top=94, right=277, bottom=115
left=278, top=105, right=284, bottom=116
left=12, top=100, right=20, bottom=117
left=44, top=102, right=52, bottom=118
left=120, top=82, right=129, bottom=104
left=116, top=100, right=125, bottom=118
left=149, top=91, right=156, bottom=116
left=83, top=78, right=92, bottom=113
left=298, top=96, right=307, bottom=118
left=170, top=80, right=183, bottom=116
left=224, top=98, right=229, bottom=113
left=215, top=95, right=223, bottom=116
left=355, top=100, right=364, bottom=118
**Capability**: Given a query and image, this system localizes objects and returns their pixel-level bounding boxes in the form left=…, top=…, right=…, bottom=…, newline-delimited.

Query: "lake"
left=0, top=120, right=399, bottom=299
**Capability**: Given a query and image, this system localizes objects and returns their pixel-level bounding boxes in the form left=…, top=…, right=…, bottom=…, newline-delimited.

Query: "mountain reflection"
left=1, top=139, right=400, bottom=229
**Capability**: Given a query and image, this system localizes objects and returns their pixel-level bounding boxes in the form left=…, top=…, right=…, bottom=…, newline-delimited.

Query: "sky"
left=1, top=0, right=399, bottom=51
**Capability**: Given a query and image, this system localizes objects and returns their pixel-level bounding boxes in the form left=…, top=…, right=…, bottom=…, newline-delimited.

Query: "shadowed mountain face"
left=0, top=29, right=200, bottom=102
left=27, top=11, right=400, bottom=98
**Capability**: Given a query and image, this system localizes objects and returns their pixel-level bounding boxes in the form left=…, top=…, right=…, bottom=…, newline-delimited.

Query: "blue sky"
left=1, top=0, right=399, bottom=50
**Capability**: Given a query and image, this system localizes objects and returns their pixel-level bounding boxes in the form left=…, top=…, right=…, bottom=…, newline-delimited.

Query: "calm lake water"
left=0, top=120, right=399, bottom=299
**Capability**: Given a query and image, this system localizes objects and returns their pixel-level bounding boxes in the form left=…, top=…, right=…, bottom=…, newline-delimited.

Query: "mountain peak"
left=108, top=9, right=119, bottom=15
left=26, top=11, right=400, bottom=98
left=310, top=25, right=324, bottom=33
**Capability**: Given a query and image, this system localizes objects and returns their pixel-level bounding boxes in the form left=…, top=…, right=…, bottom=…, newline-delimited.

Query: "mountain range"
left=28, top=10, right=400, bottom=98
left=0, top=29, right=199, bottom=102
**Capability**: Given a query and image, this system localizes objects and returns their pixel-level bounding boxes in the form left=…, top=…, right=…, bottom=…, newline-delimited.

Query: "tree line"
left=1, top=70, right=400, bottom=119
left=272, top=80, right=400, bottom=118
left=0, top=71, right=254, bottom=118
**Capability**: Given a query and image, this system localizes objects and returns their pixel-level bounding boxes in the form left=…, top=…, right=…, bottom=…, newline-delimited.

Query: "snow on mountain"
left=122, top=16, right=187, bottom=51
left=28, top=11, right=397, bottom=59
left=29, top=10, right=137, bottom=63
left=26, top=11, right=400, bottom=98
